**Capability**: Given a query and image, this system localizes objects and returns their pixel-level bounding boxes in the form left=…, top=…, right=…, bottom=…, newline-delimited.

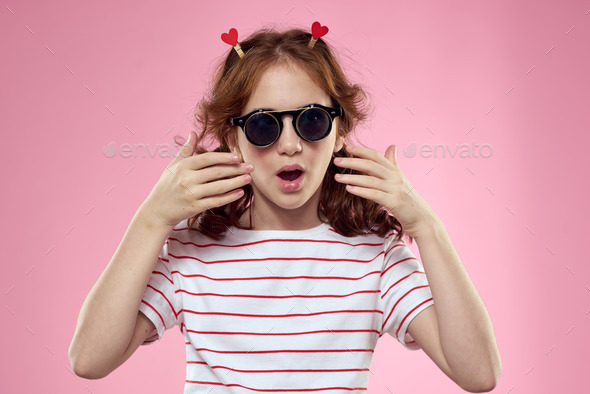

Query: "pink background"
left=2, top=0, right=589, bottom=393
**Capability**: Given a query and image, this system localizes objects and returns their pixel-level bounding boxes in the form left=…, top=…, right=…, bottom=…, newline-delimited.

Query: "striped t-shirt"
left=139, top=219, right=434, bottom=393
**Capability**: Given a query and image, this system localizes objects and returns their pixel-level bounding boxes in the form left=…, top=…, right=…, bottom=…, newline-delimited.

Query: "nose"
left=276, top=115, right=301, bottom=155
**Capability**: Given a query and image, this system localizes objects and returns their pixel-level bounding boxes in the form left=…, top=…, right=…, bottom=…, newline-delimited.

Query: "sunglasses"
left=229, top=103, right=343, bottom=147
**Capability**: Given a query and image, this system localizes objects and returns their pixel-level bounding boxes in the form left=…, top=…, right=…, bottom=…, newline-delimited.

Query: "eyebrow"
left=249, top=103, right=314, bottom=112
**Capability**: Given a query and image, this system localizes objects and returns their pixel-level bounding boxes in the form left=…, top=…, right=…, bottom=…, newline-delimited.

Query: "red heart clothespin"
left=309, top=21, right=328, bottom=48
left=311, top=21, right=329, bottom=39
left=221, top=28, right=244, bottom=58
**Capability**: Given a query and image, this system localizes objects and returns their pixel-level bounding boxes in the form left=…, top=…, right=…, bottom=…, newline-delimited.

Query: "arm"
left=69, top=133, right=253, bottom=378
left=332, top=143, right=501, bottom=391
left=108, top=311, right=157, bottom=374
left=68, top=207, right=173, bottom=379
left=407, top=217, right=501, bottom=392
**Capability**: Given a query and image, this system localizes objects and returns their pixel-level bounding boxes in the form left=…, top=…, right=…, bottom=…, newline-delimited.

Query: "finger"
left=183, top=151, right=243, bottom=171
left=334, top=173, right=391, bottom=193
left=342, top=184, right=392, bottom=208
left=333, top=157, right=389, bottom=179
left=194, top=173, right=252, bottom=200
left=172, top=131, right=197, bottom=163
left=197, top=188, right=246, bottom=212
left=384, top=145, right=398, bottom=167
left=345, top=144, right=395, bottom=170
left=195, top=162, right=254, bottom=184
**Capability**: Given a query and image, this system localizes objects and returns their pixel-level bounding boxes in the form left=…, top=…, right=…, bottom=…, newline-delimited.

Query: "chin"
left=254, top=181, right=319, bottom=211
left=273, top=192, right=314, bottom=210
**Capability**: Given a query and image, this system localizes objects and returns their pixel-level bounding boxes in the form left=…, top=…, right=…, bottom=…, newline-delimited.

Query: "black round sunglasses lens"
left=246, top=113, right=280, bottom=146
left=297, top=108, right=331, bottom=141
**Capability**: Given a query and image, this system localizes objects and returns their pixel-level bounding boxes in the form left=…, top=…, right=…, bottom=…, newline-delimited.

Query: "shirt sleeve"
left=379, top=235, right=434, bottom=350
left=138, top=240, right=183, bottom=345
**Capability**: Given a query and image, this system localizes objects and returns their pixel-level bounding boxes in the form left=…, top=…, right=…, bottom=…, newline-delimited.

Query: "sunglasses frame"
left=229, top=103, right=343, bottom=147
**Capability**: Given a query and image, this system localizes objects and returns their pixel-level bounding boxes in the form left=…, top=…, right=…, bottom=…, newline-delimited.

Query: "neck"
left=240, top=188, right=324, bottom=231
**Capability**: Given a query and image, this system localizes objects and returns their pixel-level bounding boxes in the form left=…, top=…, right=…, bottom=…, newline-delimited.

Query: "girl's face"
left=229, top=61, right=343, bottom=228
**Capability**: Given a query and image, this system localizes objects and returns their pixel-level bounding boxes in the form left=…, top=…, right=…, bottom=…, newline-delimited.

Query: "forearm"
left=414, top=218, right=501, bottom=388
left=69, top=205, right=173, bottom=378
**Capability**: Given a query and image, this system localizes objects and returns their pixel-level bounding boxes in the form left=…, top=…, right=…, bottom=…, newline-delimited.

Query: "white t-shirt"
left=139, top=219, right=434, bottom=393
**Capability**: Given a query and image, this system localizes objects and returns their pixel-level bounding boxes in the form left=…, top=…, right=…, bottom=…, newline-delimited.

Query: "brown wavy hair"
left=175, top=25, right=411, bottom=244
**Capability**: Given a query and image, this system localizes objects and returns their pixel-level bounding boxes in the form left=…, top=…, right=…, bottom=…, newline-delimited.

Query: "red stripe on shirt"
left=395, top=298, right=434, bottom=338
left=185, top=379, right=367, bottom=392
left=189, top=347, right=374, bottom=354
left=146, top=284, right=178, bottom=317
left=169, top=236, right=382, bottom=249
left=141, top=299, right=166, bottom=330
left=151, top=270, right=173, bottom=284
left=168, top=252, right=384, bottom=265
left=381, top=271, right=426, bottom=298
left=171, top=270, right=381, bottom=282
left=176, top=289, right=379, bottom=299
left=185, top=328, right=380, bottom=336
left=381, top=285, right=430, bottom=330
left=384, top=243, right=404, bottom=258
left=380, top=257, right=419, bottom=277
left=180, top=309, right=383, bottom=318
left=185, top=363, right=370, bottom=374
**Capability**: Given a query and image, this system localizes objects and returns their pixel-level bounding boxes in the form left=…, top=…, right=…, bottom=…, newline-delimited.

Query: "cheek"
left=236, top=134, right=256, bottom=163
left=319, top=137, right=338, bottom=161
left=242, top=145, right=260, bottom=164
left=241, top=147, right=270, bottom=178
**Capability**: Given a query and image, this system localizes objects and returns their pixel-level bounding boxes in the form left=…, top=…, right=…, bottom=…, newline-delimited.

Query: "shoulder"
left=324, top=224, right=403, bottom=263
left=161, top=219, right=234, bottom=263
left=169, top=219, right=231, bottom=243
left=330, top=225, right=402, bottom=249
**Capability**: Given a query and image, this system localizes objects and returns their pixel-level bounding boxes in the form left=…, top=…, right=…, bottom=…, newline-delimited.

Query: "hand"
left=333, top=144, right=439, bottom=239
left=139, top=131, right=253, bottom=228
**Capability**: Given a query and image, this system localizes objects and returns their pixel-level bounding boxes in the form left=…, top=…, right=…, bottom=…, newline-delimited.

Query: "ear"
left=333, top=126, right=344, bottom=153
left=225, top=129, right=240, bottom=155
left=333, top=136, right=344, bottom=153
left=332, top=118, right=344, bottom=153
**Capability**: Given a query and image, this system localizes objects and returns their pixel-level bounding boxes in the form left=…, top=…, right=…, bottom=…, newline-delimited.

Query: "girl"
left=69, top=23, right=501, bottom=393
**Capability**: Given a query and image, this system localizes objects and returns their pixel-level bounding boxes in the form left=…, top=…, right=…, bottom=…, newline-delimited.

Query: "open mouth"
left=278, top=169, right=303, bottom=181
